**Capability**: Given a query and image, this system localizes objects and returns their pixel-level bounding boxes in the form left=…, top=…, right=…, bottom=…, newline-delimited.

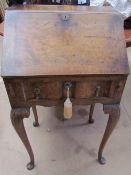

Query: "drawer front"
left=25, top=78, right=117, bottom=100
left=74, top=80, right=111, bottom=99
left=25, top=79, right=111, bottom=100
left=4, top=77, right=126, bottom=107
left=25, top=79, right=63, bottom=100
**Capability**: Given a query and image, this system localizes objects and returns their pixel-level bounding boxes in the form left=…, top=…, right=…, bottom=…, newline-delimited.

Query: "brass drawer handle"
left=95, top=86, right=101, bottom=97
left=34, top=87, right=41, bottom=99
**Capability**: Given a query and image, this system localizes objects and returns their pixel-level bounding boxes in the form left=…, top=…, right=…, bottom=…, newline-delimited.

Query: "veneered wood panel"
left=25, top=79, right=63, bottom=100
left=75, top=81, right=111, bottom=98
left=2, top=6, right=129, bottom=77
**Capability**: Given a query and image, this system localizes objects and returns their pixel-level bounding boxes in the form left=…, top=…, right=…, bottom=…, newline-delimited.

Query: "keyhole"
left=62, top=14, right=70, bottom=21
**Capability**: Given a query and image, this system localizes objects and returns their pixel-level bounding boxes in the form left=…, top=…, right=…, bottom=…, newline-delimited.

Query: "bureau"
left=1, top=5, right=129, bottom=170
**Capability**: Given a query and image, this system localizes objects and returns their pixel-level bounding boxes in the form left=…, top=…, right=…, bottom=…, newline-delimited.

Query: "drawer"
left=25, top=79, right=63, bottom=100
left=4, top=77, right=126, bottom=105
left=25, top=78, right=112, bottom=100
left=74, top=80, right=111, bottom=98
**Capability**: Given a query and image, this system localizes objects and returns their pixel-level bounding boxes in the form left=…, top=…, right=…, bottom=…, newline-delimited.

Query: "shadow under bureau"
left=1, top=5, right=129, bottom=170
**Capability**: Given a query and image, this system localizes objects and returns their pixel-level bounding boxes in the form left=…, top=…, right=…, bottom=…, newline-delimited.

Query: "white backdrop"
left=76, top=0, right=131, bottom=17
left=90, top=0, right=131, bottom=17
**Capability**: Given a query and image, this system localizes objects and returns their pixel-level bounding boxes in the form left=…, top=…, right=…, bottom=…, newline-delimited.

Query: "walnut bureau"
left=1, top=5, right=129, bottom=170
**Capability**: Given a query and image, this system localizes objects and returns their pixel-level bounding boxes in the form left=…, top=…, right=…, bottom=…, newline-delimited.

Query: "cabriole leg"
left=32, top=105, right=39, bottom=127
left=88, top=104, right=95, bottom=124
left=98, top=104, right=120, bottom=164
left=11, top=108, right=35, bottom=170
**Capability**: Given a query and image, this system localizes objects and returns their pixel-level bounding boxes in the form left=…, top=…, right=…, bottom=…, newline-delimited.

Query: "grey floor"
left=0, top=36, right=131, bottom=175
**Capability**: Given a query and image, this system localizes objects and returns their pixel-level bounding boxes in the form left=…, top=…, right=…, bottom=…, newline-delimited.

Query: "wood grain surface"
left=2, top=5, right=129, bottom=76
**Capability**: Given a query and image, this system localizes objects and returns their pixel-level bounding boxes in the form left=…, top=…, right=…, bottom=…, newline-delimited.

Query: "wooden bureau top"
left=6, top=5, right=119, bottom=13
left=2, top=5, right=129, bottom=77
